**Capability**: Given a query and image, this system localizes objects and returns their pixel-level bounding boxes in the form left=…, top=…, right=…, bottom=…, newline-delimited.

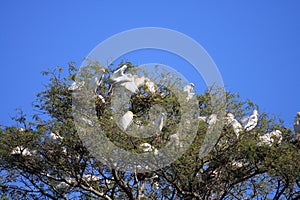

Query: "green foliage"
left=0, top=63, right=299, bottom=200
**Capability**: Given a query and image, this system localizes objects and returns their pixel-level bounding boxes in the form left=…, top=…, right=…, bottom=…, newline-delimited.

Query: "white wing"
left=145, top=81, right=156, bottom=93
left=158, top=114, right=164, bottom=132
left=140, top=143, right=153, bottom=152
left=49, top=132, right=63, bottom=141
left=270, top=130, right=282, bottom=144
left=11, top=146, right=32, bottom=156
left=120, top=111, right=133, bottom=131
left=183, top=84, right=195, bottom=101
left=244, top=114, right=258, bottom=132
left=134, top=76, right=147, bottom=88
left=97, top=94, right=106, bottom=103
left=198, top=116, right=208, bottom=122
left=207, top=114, right=217, bottom=125
left=82, top=174, right=101, bottom=182
left=111, top=65, right=128, bottom=82
left=120, top=80, right=139, bottom=93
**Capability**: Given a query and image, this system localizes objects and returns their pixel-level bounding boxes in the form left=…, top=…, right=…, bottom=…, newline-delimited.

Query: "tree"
left=0, top=62, right=299, bottom=200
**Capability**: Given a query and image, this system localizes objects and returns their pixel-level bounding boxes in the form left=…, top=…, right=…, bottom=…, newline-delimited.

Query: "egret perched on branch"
left=226, top=113, right=243, bottom=138
left=158, top=113, right=165, bottom=132
left=145, top=80, right=156, bottom=93
left=270, top=130, right=282, bottom=144
left=110, top=65, right=139, bottom=93
left=120, top=111, right=134, bottom=131
left=258, top=130, right=282, bottom=146
left=49, top=132, right=63, bottom=141
left=232, top=160, right=246, bottom=168
left=183, top=83, right=195, bottom=101
left=258, top=133, right=273, bottom=146
left=294, top=112, right=300, bottom=134
left=243, top=110, right=258, bottom=132
left=207, top=114, right=217, bottom=125
left=56, top=177, right=76, bottom=190
left=198, top=114, right=217, bottom=126
left=140, top=143, right=152, bottom=152
left=82, top=174, right=101, bottom=182
left=140, top=143, right=158, bottom=155
left=10, top=146, right=33, bottom=156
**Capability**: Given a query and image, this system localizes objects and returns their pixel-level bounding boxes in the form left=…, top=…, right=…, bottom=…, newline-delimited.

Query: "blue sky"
left=0, top=1, right=299, bottom=129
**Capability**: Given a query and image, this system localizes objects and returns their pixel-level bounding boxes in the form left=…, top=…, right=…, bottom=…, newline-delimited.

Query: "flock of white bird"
left=198, top=109, right=285, bottom=147
left=9, top=64, right=300, bottom=188
left=109, top=65, right=156, bottom=94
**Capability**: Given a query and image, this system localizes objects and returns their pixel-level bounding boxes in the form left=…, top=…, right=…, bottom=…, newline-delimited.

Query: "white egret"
left=198, top=114, right=217, bottom=125
left=243, top=110, right=258, bottom=132
left=68, top=81, right=85, bottom=91
left=134, top=75, right=156, bottom=92
left=111, top=66, right=158, bottom=95
left=110, top=65, right=131, bottom=83
left=134, top=75, right=147, bottom=87
left=56, top=177, right=76, bottom=190
left=96, top=94, right=106, bottom=104
left=82, top=174, right=101, bottom=182
left=120, top=111, right=134, bottom=131
left=140, top=143, right=158, bottom=155
left=121, top=75, right=157, bottom=94
left=111, top=66, right=139, bottom=93
left=158, top=113, right=165, bottom=132
left=183, top=83, right=195, bottom=101
left=10, top=146, right=32, bottom=156
left=140, top=143, right=153, bottom=152
left=232, top=160, right=245, bottom=168
left=226, top=113, right=243, bottom=138
left=145, top=80, right=156, bottom=93
left=270, top=130, right=282, bottom=144
left=207, top=114, right=217, bottom=125
left=294, top=112, right=300, bottom=134
left=120, top=74, right=139, bottom=93
left=258, top=133, right=273, bottom=146
left=49, top=132, right=63, bottom=141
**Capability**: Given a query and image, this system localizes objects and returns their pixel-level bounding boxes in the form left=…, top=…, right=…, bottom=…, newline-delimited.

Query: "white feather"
left=120, top=111, right=134, bottom=131
left=243, top=110, right=258, bottom=132
left=226, top=113, right=243, bottom=138
left=183, top=83, right=195, bottom=101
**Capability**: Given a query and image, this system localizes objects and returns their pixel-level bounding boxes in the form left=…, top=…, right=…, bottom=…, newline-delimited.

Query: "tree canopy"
left=0, top=62, right=299, bottom=200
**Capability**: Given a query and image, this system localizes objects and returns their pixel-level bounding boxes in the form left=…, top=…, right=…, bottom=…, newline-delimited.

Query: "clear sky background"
left=0, top=1, right=299, bottom=129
